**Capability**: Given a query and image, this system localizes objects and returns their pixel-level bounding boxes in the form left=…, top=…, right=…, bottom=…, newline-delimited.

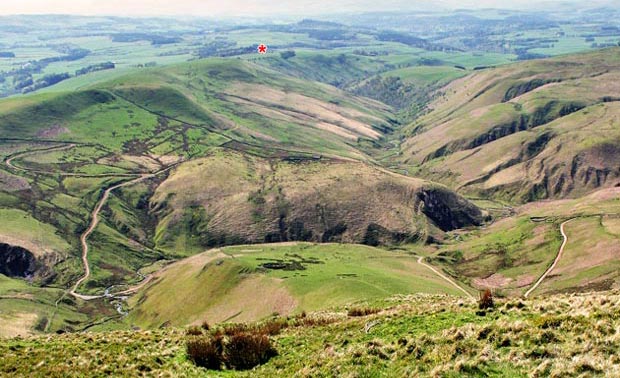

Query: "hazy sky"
left=0, top=0, right=596, bottom=17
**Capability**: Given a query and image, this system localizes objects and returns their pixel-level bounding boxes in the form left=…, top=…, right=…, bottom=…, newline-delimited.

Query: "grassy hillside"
left=3, top=45, right=620, bottom=345
left=150, top=149, right=484, bottom=255
left=1, top=58, right=395, bottom=161
left=430, top=187, right=620, bottom=297
left=2, top=291, right=620, bottom=377
left=0, top=53, right=484, bottom=335
left=396, top=48, right=620, bottom=203
left=127, top=243, right=468, bottom=328
left=0, top=57, right=399, bottom=289
left=351, top=65, right=469, bottom=119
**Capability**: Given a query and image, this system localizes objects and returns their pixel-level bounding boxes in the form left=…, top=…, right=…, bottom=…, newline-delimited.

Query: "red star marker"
left=258, top=44, right=268, bottom=54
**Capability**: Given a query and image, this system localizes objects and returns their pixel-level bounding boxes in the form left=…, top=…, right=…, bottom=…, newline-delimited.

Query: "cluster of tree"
left=112, top=33, right=181, bottom=45
left=158, top=48, right=192, bottom=57
left=196, top=40, right=237, bottom=58
left=210, top=45, right=258, bottom=58
left=75, top=61, right=115, bottom=76
left=137, top=61, right=157, bottom=68
left=591, top=42, right=619, bottom=48
left=584, top=26, right=620, bottom=37
left=353, top=75, right=419, bottom=111
left=306, top=29, right=353, bottom=41
left=21, top=73, right=70, bottom=93
left=352, top=49, right=389, bottom=57
left=515, top=48, right=548, bottom=61
left=42, top=48, right=90, bottom=63
left=0, top=52, right=15, bottom=58
left=13, top=74, right=33, bottom=90
left=0, top=47, right=91, bottom=96
left=279, top=51, right=296, bottom=59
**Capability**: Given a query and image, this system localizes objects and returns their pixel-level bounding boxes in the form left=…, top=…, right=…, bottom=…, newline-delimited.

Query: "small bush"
left=186, top=336, right=224, bottom=370
left=187, top=325, right=278, bottom=371
left=258, top=318, right=287, bottom=336
left=534, top=315, right=563, bottom=329
left=348, top=307, right=380, bottom=317
left=201, top=320, right=210, bottom=331
left=479, top=289, right=494, bottom=310
left=225, top=332, right=277, bottom=370
left=186, top=326, right=203, bottom=336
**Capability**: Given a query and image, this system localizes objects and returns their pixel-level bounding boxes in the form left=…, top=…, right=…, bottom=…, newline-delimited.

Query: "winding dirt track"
left=6, top=143, right=486, bottom=304
left=68, top=165, right=177, bottom=299
left=417, top=256, right=475, bottom=300
left=524, top=219, right=573, bottom=298
left=4, top=143, right=174, bottom=300
left=69, top=175, right=158, bottom=300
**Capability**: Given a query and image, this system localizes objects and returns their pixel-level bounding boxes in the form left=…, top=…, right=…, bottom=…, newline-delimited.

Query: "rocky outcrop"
left=417, top=187, right=485, bottom=231
left=0, top=243, right=36, bottom=278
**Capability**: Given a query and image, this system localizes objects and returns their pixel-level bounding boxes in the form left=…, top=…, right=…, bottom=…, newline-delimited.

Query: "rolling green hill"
left=0, top=52, right=484, bottom=335
left=128, top=243, right=469, bottom=328
left=2, top=45, right=620, bottom=343
left=1, top=58, right=395, bottom=160
left=396, top=48, right=620, bottom=203
left=150, top=149, right=483, bottom=256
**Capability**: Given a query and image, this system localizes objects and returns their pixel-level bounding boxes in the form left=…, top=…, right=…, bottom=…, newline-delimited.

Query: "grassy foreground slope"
left=127, top=243, right=466, bottom=328
left=2, top=291, right=619, bottom=377
left=397, top=48, right=620, bottom=203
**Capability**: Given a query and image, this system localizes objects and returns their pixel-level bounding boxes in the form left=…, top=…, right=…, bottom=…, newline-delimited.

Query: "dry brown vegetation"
left=152, top=149, right=483, bottom=250
left=478, top=289, right=495, bottom=309
left=347, top=306, right=382, bottom=317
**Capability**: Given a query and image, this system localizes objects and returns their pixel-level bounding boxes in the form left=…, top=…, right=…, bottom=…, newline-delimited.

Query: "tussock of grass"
left=347, top=306, right=381, bottom=317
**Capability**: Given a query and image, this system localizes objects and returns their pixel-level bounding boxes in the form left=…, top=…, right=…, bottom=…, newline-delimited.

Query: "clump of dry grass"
left=187, top=321, right=279, bottom=371
left=185, top=326, right=203, bottom=336
left=186, top=335, right=225, bottom=370
left=478, top=289, right=494, bottom=310
left=347, top=306, right=381, bottom=317
left=225, top=332, right=277, bottom=370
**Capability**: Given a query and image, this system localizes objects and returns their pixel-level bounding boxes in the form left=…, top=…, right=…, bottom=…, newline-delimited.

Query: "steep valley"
left=0, top=47, right=619, bottom=351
